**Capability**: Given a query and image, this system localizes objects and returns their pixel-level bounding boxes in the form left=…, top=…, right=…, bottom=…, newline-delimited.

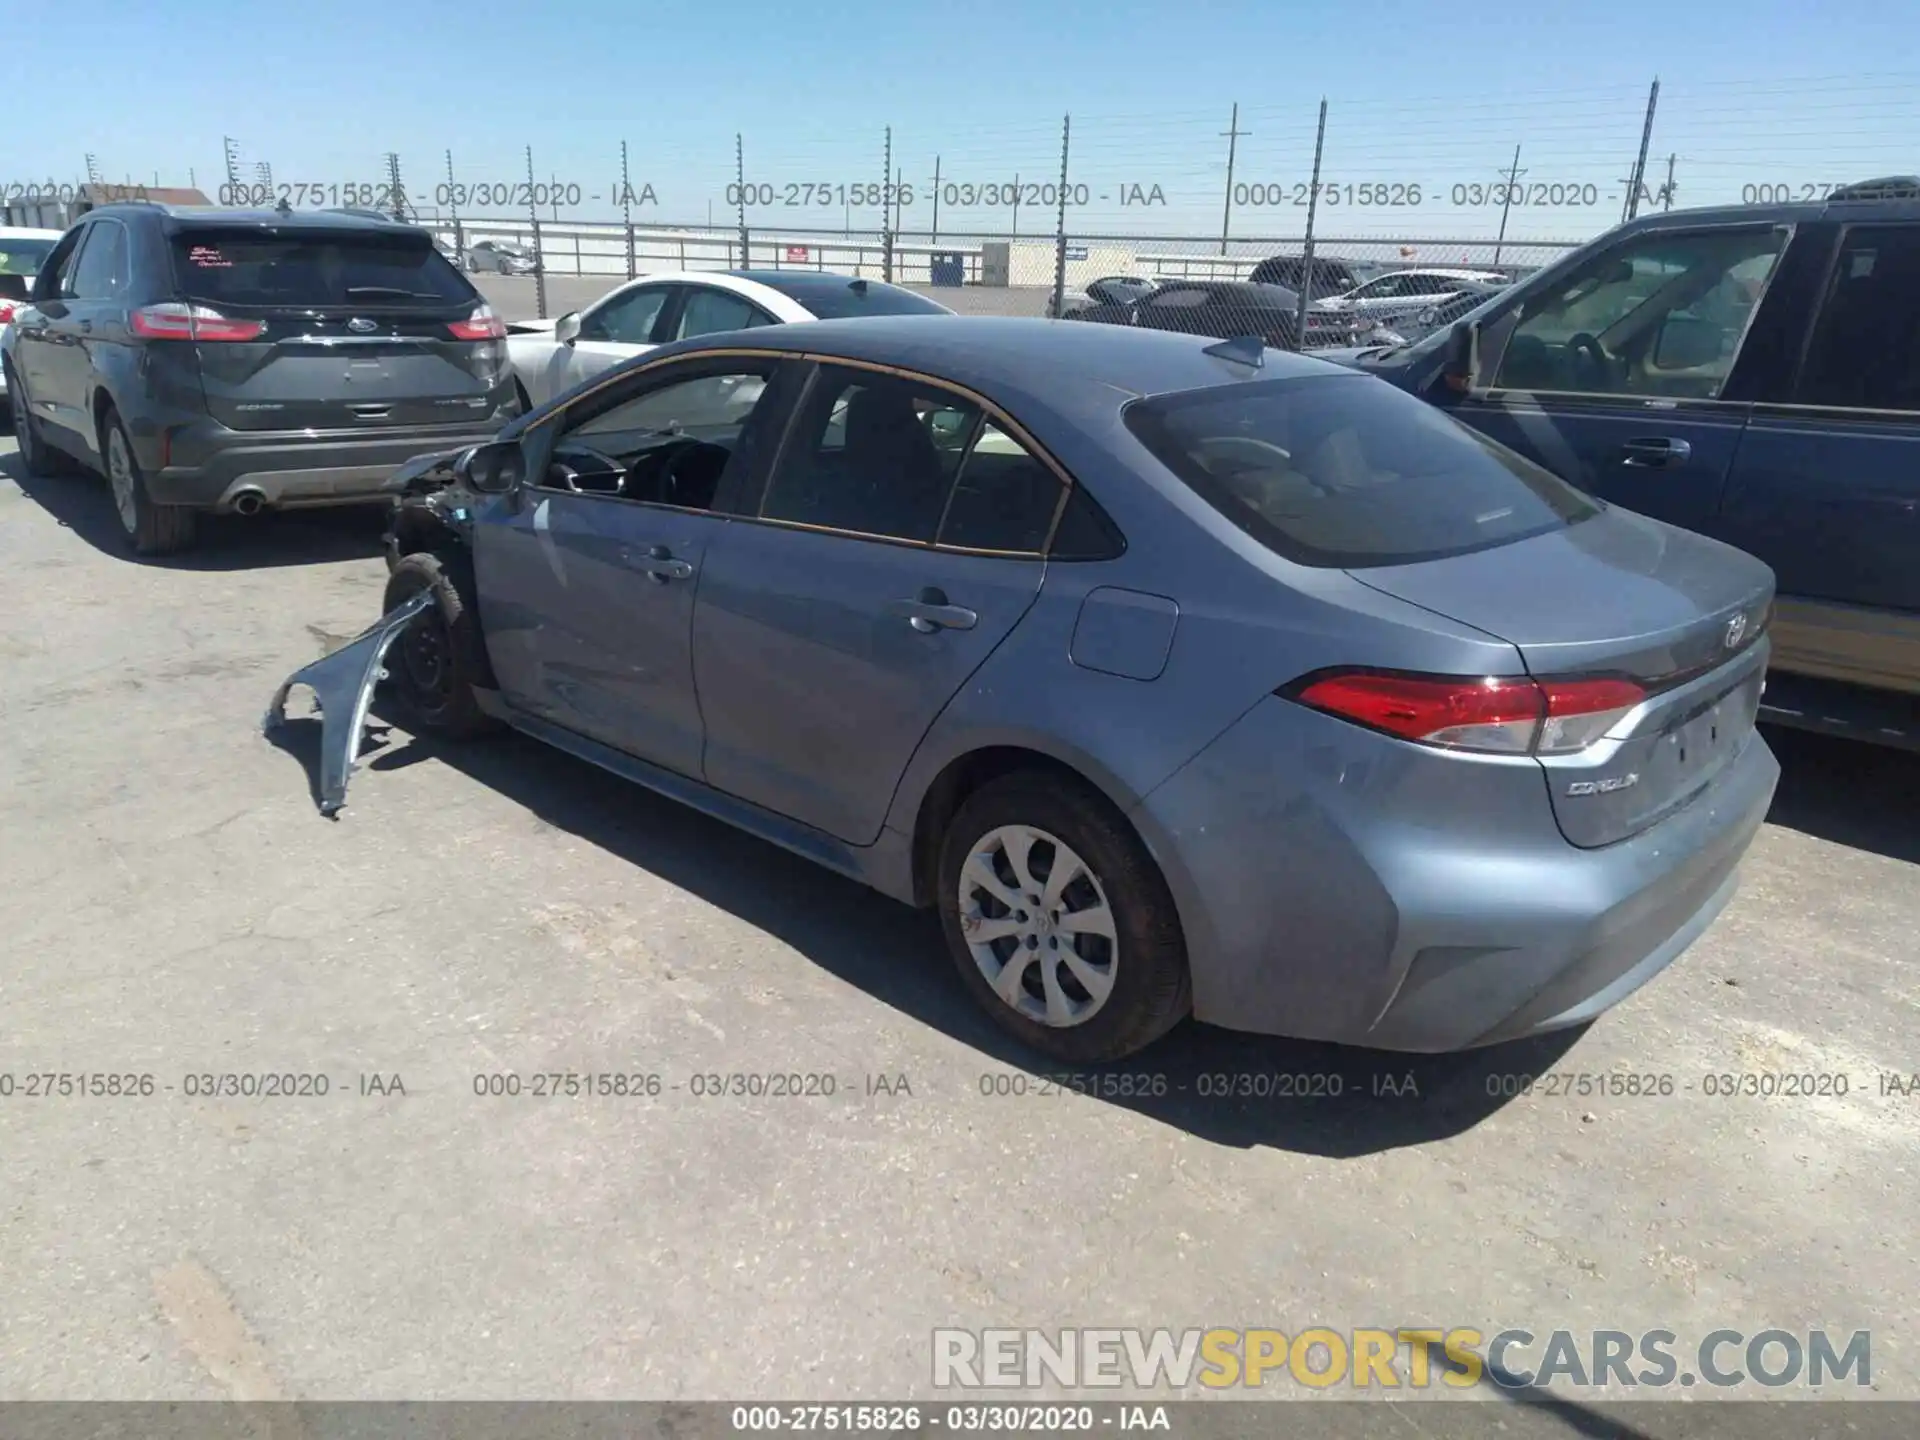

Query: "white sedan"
left=0, top=227, right=63, bottom=399
left=504, top=269, right=954, bottom=409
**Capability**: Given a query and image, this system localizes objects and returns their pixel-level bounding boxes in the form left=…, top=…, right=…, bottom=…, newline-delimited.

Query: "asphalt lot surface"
left=1, top=392, right=1917, bottom=1419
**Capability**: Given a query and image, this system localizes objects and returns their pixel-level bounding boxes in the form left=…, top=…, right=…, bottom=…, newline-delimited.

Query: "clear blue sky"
left=13, top=0, right=1917, bottom=243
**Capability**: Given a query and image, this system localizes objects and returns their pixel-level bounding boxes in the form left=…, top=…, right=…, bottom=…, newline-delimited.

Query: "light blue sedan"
left=270, top=316, right=1779, bottom=1061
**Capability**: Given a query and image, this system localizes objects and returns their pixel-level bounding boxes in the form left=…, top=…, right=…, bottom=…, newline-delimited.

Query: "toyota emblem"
left=1724, top=613, right=1748, bottom=649
left=347, top=317, right=377, bottom=334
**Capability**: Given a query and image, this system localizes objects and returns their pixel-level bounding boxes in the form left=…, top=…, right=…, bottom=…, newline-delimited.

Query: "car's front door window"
left=580, top=285, right=671, bottom=345
left=1490, top=227, right=1786, bottom=399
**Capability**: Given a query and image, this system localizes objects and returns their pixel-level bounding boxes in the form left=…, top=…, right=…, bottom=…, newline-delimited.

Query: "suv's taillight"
left=0, top=301, right=18, bottom=325
left=1290, top=670, right=1646, bottom=755
left=131, top=303, right=264, bottom=342
left=448, top=304, right=507, bottom=340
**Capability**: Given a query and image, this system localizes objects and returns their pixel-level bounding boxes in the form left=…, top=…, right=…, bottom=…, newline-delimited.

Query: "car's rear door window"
left=1795, top=224, right=1920, bottom=411
left=168, top=229, right=475, bottom=308
left=1124, top=372, right=1599, bottom=568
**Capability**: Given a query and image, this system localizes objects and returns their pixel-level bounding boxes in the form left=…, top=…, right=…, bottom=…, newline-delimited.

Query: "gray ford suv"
left=2, top=204, right=518, bottom=555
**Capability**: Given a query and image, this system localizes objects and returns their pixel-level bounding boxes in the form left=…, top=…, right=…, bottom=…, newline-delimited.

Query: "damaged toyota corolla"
left=268, top=316, right=1780, bottom=1062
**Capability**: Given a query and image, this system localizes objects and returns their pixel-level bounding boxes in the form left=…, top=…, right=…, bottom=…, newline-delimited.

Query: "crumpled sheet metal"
left=262, top=588, right=435, bottom=818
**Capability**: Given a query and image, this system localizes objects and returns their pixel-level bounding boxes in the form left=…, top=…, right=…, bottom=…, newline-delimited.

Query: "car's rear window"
left=168, top=229, right=476, bottom=309
left=769, top=280, right=951, bottom=319
left=0, top=238, right=57, bottom=277
left=1124, top=373, right=1599, bottom=568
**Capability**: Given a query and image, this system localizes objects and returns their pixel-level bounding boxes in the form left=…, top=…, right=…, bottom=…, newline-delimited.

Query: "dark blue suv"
left=1331, top=178, right=1920, bottom=750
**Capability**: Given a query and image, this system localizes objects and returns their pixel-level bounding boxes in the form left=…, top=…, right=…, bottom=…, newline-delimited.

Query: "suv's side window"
left=541, top=361, right=780, bottom=511
left=35, top=228, right=86, bottom=301
left=1795, top=225, right=1920, bottom=412
left=1490, top=227, right=1787, bottom=400
left=579, top=284, right=670, bottom=344
left=760, top=366, right=971, bottom=543
left=68, top=219, right=128, bottom=301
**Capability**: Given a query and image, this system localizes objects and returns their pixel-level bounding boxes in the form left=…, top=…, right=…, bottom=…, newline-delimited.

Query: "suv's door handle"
left=629, top=543, right=694, bottom=584
left=888, top=587, right=978, bottom=633
left=1621, top=436, right=1692, bottom=468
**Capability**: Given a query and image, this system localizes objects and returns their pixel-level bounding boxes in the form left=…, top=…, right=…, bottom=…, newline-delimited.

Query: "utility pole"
left=1661, top=152, right=1678, bottom=211
left=1010, top=172, right=1021, bottom=239
left=1624, top=76, right=1660, bottom=221
left=735, top=134, right=748, bottom=268
left=445, top=149, right=463, bottom=264
left=1219, top=102, right=1249, bottom=256
left=930, top=156, right=942, bottom=246
left=1493, top=144, right=1524, bottom=267
left=384, top=152, right=406, bottom=222
left=525, top=145, right=546, bottom=319
left=1051, top=115, right=1072, bottom=322
left=881, top=126, right=894, bottom=281
left=255, top=160, right=273, bottom=197
left=620, top=139, right=636, bottom=278
left=84, top=153, right=102, bottom=187
left=1294, top=98, right=1329, bottom=346
left=222, top=137, right=242, bottom=202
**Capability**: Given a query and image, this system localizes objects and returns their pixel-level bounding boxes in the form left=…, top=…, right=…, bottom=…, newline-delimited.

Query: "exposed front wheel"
left=381, top=551, right=500, bottom=739
left=102, top=410, right=196, bottom=555
left=938, top=772, right=1191, bottom=1062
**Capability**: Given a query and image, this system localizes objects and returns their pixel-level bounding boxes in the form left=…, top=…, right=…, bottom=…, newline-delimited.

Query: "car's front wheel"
left=381, top=551, right=500, bottom=739
left=102, top=408, right=196, bottom=555
left=938, top=771, right=1191, bottom=1063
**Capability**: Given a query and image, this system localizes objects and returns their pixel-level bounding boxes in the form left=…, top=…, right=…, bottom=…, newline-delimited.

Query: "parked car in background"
left=1248, top=254, right=1364, bottom=297
left=1048, top=274, right=1161, bottom=318
left=466, top=240, right=540, bottom=275
left=0, top=226, right=63, bottom=404
left=1315, top=267, right=1509, bottom=333
left=271, top=317, right=1777, bottom=1063
left=1069, top=279, right=1370, bottom=349
left=2, top=204, right=516, bottom=554
left=503, top=269, right=954, bottom=408
left=1387, top=280, right=1512, bottom=342
left=1327, top=178, right=1920, bottom=749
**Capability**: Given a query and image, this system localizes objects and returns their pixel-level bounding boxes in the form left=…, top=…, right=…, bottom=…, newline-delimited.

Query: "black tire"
left=101, top=408, right=196, bottom=555
left=937, top=770, right=1191, bottom=1063
left=5, top=361, right=82, bottom=476
left=381, top=551, right=499, bottom=739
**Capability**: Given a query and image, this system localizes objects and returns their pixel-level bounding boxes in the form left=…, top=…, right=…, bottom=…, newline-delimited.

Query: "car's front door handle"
left=889, top=587, right=978, bottom=633
left=630, top=543, right=694, bottom=584
left=1621, top=436, right=1692, bottom=468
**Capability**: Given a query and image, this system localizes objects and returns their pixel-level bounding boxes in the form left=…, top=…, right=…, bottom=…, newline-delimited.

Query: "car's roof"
left=82, top=203, right=425, bottom=234
left=662, top=314, right=1339, bottom=401
left=728, top=269, right=925, bottom=301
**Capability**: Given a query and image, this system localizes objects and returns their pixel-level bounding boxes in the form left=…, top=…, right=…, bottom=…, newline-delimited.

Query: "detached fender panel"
left=263, top=589, right=435, bottom=817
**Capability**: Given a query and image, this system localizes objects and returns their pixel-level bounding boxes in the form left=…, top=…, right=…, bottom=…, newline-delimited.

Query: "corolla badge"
left=1567, top=774, right=1639, bottom=797
left=347, top=317, right=378, bottom=333
left=1724, top=613, right=1748, bottom=649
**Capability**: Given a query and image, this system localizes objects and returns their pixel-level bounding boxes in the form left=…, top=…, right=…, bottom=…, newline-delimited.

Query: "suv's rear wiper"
left=344, top=285, right=439, bottom=300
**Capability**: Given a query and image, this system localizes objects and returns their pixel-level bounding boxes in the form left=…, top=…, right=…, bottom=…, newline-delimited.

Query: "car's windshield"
left=1125, top=371, right=1599, bottom=568
left=0, top=238, right=58, bottom=276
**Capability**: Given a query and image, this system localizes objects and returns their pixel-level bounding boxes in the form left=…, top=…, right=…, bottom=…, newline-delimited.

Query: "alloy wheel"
left=956, top=823, right=1119, bottom=1028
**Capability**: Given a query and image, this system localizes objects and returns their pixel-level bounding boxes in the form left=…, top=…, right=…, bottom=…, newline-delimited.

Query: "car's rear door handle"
left=628, top=543, right=694, bottom=584
left=889, top=586, right=977, bottom=633
left=1621, top=436, right=1692, bottom=468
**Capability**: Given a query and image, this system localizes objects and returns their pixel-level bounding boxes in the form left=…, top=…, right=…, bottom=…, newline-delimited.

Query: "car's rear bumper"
left=142, top=420, right=508, bottom=512
left=1133, top=695, right=1780, bottom=1052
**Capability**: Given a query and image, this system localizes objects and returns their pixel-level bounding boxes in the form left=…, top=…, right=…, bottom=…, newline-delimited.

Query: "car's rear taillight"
left=0, top=301, right=17, bottom=325
left=448, top=304, right=507, bottom=340
left=1290, top=669, right=1646, bottom=755
left=131, top=303, right=264, bottom=342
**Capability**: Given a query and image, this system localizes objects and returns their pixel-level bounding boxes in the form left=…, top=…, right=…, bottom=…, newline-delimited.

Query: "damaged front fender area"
left=263, top=588, right=436, bottom=818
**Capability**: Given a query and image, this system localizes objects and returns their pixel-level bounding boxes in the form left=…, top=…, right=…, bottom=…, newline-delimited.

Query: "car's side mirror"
left=554, top=311, right=581, bottom=346
left=453, top=439, right=524, bottom=494
left=1440, top=320, right=1477, bottom=393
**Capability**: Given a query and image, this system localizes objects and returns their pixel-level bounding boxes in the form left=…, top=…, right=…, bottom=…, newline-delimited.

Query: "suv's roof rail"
left=1828, top=176, right=1920, bottom=202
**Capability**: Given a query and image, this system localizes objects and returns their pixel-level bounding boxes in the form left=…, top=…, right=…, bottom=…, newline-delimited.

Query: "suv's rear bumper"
left=142, top=420, right=508, bottom=512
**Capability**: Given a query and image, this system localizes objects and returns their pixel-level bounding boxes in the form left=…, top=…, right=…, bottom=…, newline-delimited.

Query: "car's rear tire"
left=6, top=362, right=82, bottom=477
left=937, top=771, right=1191, bottom=1063
left=101, top=408, right=196, bottom=555
left=381, top=551, right=499, bottom=739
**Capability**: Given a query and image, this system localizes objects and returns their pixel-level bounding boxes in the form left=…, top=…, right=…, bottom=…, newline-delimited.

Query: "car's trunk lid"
left=167, top=225, right=502, bottom=432
left=1350, top=507, right=1775, bottom=847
